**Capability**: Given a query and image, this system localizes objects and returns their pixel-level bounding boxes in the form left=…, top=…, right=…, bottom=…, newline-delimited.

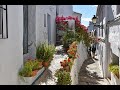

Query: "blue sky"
left=73, top=5, right=97, bottom=27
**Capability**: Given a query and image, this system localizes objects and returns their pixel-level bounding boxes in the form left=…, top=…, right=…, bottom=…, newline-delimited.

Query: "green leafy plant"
left=109, top=63, right=119, bottom=78
left=19, top=59, right=42, bottom=77
left=19, top=65, right=32, bottom=77
left=32, top=60, right=41, bottom=70
left=36, top=43, right=55, bottom=62
left=62, top=31, right=76, bottom=51
left=55, top=69, right=72, bottom=85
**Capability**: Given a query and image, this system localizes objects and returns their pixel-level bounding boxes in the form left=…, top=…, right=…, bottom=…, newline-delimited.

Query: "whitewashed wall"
left=0, top=5, right=23, bottom=84
left=36, top=5, right=56, bottom=45
left=57, top=5, right=73, bottom=17
left=71, top=42, right=88, bottom=85
left=72, top=12, right=82, bottom=22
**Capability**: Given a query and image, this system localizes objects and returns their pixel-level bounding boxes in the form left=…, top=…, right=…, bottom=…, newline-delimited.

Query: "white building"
left=0, top=5, right=56, bottom=85
left=96, top=5, right=120, bottom=85
left=72, top=11, right=82, bottom=22
left=0, top=5, right=85, bottom=85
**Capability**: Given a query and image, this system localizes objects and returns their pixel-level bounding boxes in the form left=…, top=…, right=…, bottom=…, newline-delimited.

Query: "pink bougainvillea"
left=56, top=15, right=88, bottom=32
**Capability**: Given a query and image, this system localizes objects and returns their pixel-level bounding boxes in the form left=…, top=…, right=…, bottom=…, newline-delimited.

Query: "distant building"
left=72, top=11, right=82, bottom=23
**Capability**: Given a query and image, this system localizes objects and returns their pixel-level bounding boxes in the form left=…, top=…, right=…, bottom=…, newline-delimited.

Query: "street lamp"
left=92, top=15, right=97, bottom=24
left=92, top=15, right=103, bottom=28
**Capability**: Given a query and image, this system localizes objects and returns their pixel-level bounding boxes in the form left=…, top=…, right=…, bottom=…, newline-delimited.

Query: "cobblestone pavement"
left=78, top=57, right=109, bottom=85
left=33, top=45, right=68, bottom=85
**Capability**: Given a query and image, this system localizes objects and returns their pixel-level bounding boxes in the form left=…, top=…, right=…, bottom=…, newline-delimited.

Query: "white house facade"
left=96, top=5, right=120, bottom=85
left=72, top=11, right=82, bottom=22
left=0, top=5, right=57, bottom=85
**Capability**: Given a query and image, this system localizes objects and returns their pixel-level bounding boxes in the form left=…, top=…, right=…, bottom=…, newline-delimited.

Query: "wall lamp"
left=92, top=15, right=103, bottom=28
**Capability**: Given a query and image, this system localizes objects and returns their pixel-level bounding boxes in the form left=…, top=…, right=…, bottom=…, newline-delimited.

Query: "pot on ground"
left=42, top=61, right=49, bottom=68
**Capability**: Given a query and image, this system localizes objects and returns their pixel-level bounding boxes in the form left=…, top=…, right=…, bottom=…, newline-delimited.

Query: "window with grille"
left=117, top=5, right=120, bottom=15
left=0, top=5, right=8, bottom=39
left=23, top=5, right=28, bottom=54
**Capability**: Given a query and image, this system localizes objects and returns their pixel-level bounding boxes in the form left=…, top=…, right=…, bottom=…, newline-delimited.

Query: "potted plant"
left=55, top=69, right=72, bottom=85
left=36, top=43, right=55, bottom=68
left=109, top=63, right=119, bottom=78
left=60, top=58, right=73, bottom=72
left=18, top=59, right=45, bottom=85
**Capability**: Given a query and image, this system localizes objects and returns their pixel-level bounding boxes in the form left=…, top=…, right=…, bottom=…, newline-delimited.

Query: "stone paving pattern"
left=78, top=57, right=109, bottom=85
left=34, top=46, right=109, bottom=85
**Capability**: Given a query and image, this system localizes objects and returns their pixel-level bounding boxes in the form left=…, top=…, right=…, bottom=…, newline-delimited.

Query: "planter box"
left=18, top=67, right=45, bottom=85
left=111, top=72, right=120, bottom=85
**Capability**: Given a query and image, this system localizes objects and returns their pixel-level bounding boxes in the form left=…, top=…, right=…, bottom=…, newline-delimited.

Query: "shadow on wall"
left=108, top=5, right=115, bottom=21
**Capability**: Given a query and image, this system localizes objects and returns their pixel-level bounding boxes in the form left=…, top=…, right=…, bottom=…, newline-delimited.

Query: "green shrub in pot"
left=55, top=69, right=72, bottom=85
left=109, top=63, right=119, bottom=78
left=36, top=43, right=55, bottom=67
left=19, top=65, right=32, bottom=77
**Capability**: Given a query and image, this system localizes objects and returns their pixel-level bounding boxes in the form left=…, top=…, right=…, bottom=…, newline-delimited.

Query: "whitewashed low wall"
left=70, top=42, right=88, bottom=85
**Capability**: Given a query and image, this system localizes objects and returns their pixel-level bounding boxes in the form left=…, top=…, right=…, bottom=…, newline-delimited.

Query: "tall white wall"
left=36, top=5, right=56, bottom=45
left=57, top=5, right=73, bottom=17
left=0, top=5, right=23, bottom=84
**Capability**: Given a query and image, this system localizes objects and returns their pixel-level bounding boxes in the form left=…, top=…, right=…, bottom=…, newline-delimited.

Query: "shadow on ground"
left=78, top=57, right=104, bottom=85
left=33, top=69, right=54, bottom=85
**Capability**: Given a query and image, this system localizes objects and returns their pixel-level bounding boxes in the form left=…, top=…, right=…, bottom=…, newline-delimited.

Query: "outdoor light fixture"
left=92, top=15, right=97, bottom=24
left=92, top=15, right=103, bottom=28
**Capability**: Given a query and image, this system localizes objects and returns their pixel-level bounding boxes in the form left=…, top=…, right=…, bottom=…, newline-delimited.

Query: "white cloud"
left=91, top=5, right=98, bottom=7
left=82, top=17, right=92, bottom=22
left=81, top=17, right=92, bottom=27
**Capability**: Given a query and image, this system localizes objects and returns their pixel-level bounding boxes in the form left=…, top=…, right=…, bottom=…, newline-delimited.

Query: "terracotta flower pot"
left=31, top=70, right=38, bottom=76
left=38, top=62, right=43, bottom=69
left=42, top=61, right=49, bottom=68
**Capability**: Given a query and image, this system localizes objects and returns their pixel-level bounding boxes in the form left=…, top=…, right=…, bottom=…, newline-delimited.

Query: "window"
left=117, top=5, right=120, bottom=15
left=23, top=5, right=28, bottom=54
left=44, top=14, right=46, bottom=27
left=0, top=5, right=8, bottom=39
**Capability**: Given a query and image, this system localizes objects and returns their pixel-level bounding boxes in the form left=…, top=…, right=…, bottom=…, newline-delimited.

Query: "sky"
left=73, top=5, right=98, bottom=27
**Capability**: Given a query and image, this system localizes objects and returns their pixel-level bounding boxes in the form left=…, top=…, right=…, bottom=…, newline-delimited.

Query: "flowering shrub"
left=67, top=41, right=78, bottom=59
left=56, top=15, right=92, bottom=47
left=55, top=69, right=72, bottom=85
left=60, top=58, right=73, bottom=72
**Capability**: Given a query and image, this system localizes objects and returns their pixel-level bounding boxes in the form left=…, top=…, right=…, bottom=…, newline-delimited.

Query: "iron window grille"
left=0, top=5, right=8, bottom=39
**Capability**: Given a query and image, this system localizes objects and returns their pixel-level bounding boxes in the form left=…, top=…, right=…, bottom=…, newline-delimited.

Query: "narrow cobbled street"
left=78, top=57, right=109, bottom=85
left=34, top=45, right=68, bottom=85
left=33, top=45, right=109, bottom=85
